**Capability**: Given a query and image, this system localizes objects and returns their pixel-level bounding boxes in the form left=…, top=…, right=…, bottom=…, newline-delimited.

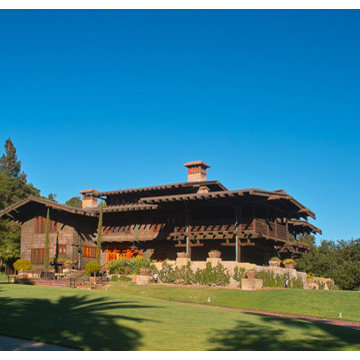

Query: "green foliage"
left=119, top=275, right=132, bottom=282
left=47, top=193, right=57, bottom=202
left=194, top=262, right=230, bottom=286
left=107, top=257, right=157, bottom=275
left=13, top=259, right=32, bottom=272
left=0, top=139, right=40, bottom=265
left=257, top=270, right=303, bottom=289
left=65, top=196, right=82, bottom=208
left=44, top=208, right=50, bottom=270
left=296, top=239, right=360, bottom=290
left=176, top=262, right=195, bottom=285
left=96, top=205, right=103, bottom=263
left=270, top=257, right=280, bottom=262
left=283, top=258, right=296, bottom=265
left=158, top=260, right=177, bottom=283
left=233, top=266, right=246, bottom=286
left=85, top=261, right=100, bottom=276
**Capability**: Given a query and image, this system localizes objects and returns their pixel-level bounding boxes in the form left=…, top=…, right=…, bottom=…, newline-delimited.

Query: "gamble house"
left=0, top=161, right=321, bottom=271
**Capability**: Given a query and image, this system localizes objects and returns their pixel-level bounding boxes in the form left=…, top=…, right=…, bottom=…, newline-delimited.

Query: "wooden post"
left=235, top=207, right=240, bottom=262
left=185, top=206, right=191, bottom=258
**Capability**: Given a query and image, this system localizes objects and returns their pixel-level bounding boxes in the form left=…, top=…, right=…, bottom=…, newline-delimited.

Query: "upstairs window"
left=31, top=248, right=45, bottom=264
left=34, top=216, right=57, bottom=233
left=58, top=245, right=67, bottom=255
left=82, top=246, right=96, bottom=258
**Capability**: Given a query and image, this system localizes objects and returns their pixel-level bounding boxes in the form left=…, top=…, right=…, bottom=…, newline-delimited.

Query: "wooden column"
left=235, top=207, right=241, bottom=262
left=185, top=206, right=191, bottom=258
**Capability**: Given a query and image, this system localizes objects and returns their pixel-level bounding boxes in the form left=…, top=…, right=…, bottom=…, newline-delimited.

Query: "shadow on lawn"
left=0, top=292, right=158, bottom=350
left=210, top=313, right=360, bottom=351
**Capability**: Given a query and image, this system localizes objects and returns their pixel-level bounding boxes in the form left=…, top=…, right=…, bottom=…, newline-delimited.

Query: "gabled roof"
left=96, top=180, right=227, bottom=197
left=0, top=196, right=97, bottom=220
left=288, top=219, right=322, bottom=234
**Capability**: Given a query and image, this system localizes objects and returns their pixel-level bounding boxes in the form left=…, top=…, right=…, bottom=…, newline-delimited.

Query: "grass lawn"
left=0, top=283, right=359, bottom=350
left=104, top=282, right=360, bottom=322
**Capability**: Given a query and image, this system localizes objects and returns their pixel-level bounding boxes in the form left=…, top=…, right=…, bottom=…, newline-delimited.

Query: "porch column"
left=185, top=206, right=191, bottom=258
left=235, top=207, right=241, bottom=262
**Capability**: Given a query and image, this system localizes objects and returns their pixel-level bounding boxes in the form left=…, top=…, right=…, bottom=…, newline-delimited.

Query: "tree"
left=0, top=139, right=41, bottom=267
left=47, top=193, right=57, bottom=202
left=65, top=196, right=82, bottom=208
left=0, top=138, right=23, bottom=179
left=44, top=208, right=50, bottom=271
left=96, top=204, right=103, bottom=263
left=296, top=239, right=360, bottom=290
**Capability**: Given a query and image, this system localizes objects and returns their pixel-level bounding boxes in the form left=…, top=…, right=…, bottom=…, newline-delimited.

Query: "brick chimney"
left=184, top=161, right=210, bottom=182
left=79, top=189, right=98, bottom=209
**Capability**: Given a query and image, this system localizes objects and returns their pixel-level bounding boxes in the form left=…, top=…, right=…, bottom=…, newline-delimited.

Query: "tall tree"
left=96, top=205, right=103, bottom=263
left=47, top=193, right=57, bottom=202
left=44, top=208, right=50, bottom=271
left=0, top=139, right=41, bottom=267
left=65, top=196, right=82, bottom=208
left=0, top=138, right=24, bottom=180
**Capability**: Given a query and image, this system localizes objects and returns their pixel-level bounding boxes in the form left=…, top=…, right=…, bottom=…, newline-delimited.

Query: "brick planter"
left=284, top=263, right=295, bottom=269
left=208, top=251, right=221, bottom=258
left=269, top=261, right=281, bottom=267
left=246, top=270, right=257, bottom=279
left=177, top=252, right=190, bottom=259
left=139, top=268, right=150, bottom=276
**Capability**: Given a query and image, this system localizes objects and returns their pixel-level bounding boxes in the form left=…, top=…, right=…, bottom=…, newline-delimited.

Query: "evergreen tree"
left=0, top=138, right=24, bottom=180
left=0, top=138, right=41, bottom=267
left=96, top=205, right=103, bottom=263
left=44, top=208, right=50, bottom=271
left=47, top=193, right=57, bottom=202
left=65, top=196, right=82, bottom=208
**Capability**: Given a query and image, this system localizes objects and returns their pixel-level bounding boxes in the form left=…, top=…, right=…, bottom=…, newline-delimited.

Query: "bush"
left=107, top=257, right=156, bottom=275
left=158, top=261, right=177, bottom=283
left=270, top=257, right=281, bottom=262
left=233, top=266, right=246, bottom=286
left=257, top=270, right=303, bottom=289
left=13, top=259, right=32, bottom=272
left=85, top=261, right=100, bottom=276
left=195, top=262, right=230, bottom=286
left=110, top=275, right=118, bottom=282
left=175, top=263, right=195, bottom=285
left=119, top=275, right=132, bottom=282
left=283, top=258, right=296, bottom=265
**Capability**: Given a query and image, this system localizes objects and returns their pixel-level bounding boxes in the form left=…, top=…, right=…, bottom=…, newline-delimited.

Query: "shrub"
left=111, top=275, right=118, bottom=282
left=107, top=257, right=157, bottom=275
left=233, top=266, right=246, bottom=286
left=195, top=262, right=230, bottom=286
left=119, top=275, right=132, bottom=282
left=158, top=260, right=176, bottom=283
left=85, top=261, right=100, bottom=276
left=257, top=270, right=303, bottom=289
left=13, top=259, right=32, bottom=272
left=175, top=263, right=195, bottom=285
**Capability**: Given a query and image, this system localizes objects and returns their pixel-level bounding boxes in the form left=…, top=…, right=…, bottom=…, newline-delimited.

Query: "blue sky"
left=0, top=10, right=359, bottom=241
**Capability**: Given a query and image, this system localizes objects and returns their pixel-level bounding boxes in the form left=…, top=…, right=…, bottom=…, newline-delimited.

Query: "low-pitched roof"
left=0, top=196, right=97, bottom=220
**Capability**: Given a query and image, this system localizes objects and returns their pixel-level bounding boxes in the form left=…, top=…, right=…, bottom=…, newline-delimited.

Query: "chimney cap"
left=79, top=189, right=98, bottom=195
left=184, top=161, right=210, bottom=169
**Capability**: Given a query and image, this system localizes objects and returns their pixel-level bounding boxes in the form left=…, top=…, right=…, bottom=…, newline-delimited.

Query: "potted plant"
left=177, top=252, right=190, bottom=259
left=13, top=259, right=32, bottom=279
left=64, top=259, right=73, bottom=270
left=306, top=273, right=314, bottom=283
left=139, top=268, right=150, bottom=276
left=283, top=258, right=296, bottom=269
left=85, top=261, right=101, bottom=284
left=208, top=250, right=221, bottom=258
left=246, top=269, right=257, bottom=279
left=269, top=256, right=281, bottom=267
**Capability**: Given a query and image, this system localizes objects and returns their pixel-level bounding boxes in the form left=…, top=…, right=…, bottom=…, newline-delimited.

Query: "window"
left=82, top=246, right=96, bottom=258
left=31, top=248, right=45, bottom=264
left=34, top=216, right=57, bottom=233
left=58, top=244, right=66, bottom=255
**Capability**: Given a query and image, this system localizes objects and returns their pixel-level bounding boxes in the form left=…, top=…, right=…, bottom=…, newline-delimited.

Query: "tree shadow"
left=209, top=313, right=360, bottom=351
left=0, top=292, right=159, bottom=350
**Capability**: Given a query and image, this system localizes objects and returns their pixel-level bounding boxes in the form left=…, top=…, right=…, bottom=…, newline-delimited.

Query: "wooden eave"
left=0, top=196, right=97, bottom=220
left=288, top=220, right=322, bottom=234
left=101, top=204, right=159, bottom=213
left=96, top=180, right=227, bottom=196
left=139, top=188, right=316, bottom=219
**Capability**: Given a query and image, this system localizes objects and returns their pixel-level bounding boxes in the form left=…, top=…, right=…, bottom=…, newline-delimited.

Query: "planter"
left=208, top=251, right=221, bottom=258
left=139, top=268, right=150, bottom=276
left=17, top=271, right=28, bottom=279
left=284, top=263, right=295, bottom=269
left=177, top=252, right=190, bottom=259
left=64, top=263, right=73, bottom=270
left=246, top=270, right=257, bottom=279
left=269, top=261, right=281, bottom=267
left=90, top=276, right=100, bottom=284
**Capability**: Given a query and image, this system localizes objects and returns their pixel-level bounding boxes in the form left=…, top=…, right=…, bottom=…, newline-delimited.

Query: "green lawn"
left=105, top=281, right=360, bottom=322
left=0, top=283, right=359, bottom=350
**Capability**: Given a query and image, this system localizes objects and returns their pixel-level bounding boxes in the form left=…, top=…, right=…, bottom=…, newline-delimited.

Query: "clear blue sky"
left=0, top=10, right=359, bottom=242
